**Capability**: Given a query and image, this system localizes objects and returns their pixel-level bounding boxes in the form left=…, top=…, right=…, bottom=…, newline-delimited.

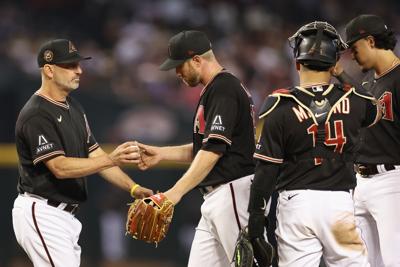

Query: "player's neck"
left=374, top=50, right=400, bottom=76
left=299, top=68, right=331, bottom=87
left=200, top=62, right=224, bottom=85
left=38, top=82, right=69, bottom=102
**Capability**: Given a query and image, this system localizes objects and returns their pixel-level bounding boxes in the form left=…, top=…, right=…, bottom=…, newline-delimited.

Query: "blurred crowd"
left=1, top=0, right=399, bottom=144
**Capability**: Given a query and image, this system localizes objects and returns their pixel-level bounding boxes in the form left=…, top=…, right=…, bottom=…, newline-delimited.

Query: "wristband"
left=130, top=184, right=140, bottom=197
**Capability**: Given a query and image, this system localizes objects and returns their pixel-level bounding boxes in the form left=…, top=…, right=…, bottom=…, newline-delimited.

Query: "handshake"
left=107, top=141, right=162, bottom=171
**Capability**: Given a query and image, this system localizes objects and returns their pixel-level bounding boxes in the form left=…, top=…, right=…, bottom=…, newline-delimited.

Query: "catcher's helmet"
left=289, top=21, right=348, bottom=69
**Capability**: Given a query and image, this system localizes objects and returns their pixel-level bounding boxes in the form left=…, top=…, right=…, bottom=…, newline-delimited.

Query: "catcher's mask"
left=289, top=21, right=348, bottom=69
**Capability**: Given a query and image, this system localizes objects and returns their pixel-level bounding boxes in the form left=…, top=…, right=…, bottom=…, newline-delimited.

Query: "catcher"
left=247, top=21, right=378, bottom=266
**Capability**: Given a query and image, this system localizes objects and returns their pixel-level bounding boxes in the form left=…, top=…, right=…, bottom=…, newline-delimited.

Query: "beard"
left=54, top=76, right=80, bottom=91
left=185, top=75, right=201, bottom=87
left=182, top=66, right=201, bottom=87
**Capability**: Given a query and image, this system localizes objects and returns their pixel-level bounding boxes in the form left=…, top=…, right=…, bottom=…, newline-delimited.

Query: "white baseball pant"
left=276, top=189, right=369, bottom=267
left=354, top=167, right=400, bottom=267
left=12, top=193, right=82, bottom=267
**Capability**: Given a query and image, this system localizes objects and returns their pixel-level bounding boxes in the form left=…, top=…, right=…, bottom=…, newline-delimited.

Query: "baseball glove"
left=233, top=227, right=275, bottom=267
left=233, top=227, right=254, bottom=267
left=126, top=193, right=174, bottom=245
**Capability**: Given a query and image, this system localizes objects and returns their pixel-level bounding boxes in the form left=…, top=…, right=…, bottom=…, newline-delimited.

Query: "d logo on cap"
left=43, top=50, right=54, bottom=62
left=69, top=41, right=77, bottom=53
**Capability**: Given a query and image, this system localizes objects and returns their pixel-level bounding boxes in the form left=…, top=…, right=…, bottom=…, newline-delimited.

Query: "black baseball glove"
left=248, top=212, right=275, bottom=267
left=233, top=225, right=275, bottom=267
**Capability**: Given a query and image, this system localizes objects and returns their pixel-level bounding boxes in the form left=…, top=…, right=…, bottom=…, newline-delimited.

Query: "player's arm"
left=88, top=147, right=153, bottom=198
left=248, top=161, right=279, bottom=238
left=44, top=141, right=140, bottom=179
left=249, top=101, right=284, bottom=238
left=331, top=62, right=364, bottom=89
left=163, top=149, right=222, bottom=204
left=137, top=143, right=193, bottom=170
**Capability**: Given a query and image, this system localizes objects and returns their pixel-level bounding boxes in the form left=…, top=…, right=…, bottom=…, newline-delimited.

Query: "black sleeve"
left=336, top=71, right=364, bottom=90
left=70, top=97, right=99, bottom=153
left=201, top=79, right=239, bottom=153
left=337, top=71, right=376, bottom=99
left=363, top=98, right=379, bottom=127
left=248, top=160, right=280, bottom=214
left=82, top=113, right=99, bottom=153
left=254, top=113, right=285, bottom=164
left=22, top=113, right=65, bottom=165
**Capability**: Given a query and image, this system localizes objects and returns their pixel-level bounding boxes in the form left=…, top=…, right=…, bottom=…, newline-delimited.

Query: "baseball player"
left=247, top=22, right=380, bottom=266
left=333, top=14, right=400, bottom=267
left=12, top=39, right=153, bottom=267
left=136, top=30, right=260, bottom=267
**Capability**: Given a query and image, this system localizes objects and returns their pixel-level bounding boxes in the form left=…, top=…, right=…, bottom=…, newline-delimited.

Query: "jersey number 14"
left=307, top=120, right=347, bottom=164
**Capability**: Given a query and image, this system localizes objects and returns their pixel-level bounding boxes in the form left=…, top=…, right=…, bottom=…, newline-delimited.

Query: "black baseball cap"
left=159, top=30, right=212, bottom=71
left=37, top=39, right=91, bottom=67
left=345, top=14, right=389, bottom=46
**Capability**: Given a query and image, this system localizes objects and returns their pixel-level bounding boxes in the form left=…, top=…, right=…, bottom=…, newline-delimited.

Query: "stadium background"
left=0, top=0, right=399, bottom=266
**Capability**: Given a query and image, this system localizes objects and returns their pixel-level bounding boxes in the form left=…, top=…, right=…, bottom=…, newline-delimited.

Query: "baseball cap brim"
left=56, top=55, right=92, bottom=65
left=159, top=58, right=186, bottom=71
left=346, top=33, right=371, bottom=46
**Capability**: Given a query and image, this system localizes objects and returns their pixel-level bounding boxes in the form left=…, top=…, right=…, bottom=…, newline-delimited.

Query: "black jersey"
left=15, top=92, right=99, bottom=204
left=193, top=71, right=256, bottom=187
left=356, top=64, right=400, bottom=164
left=255, top=84, right=378, bottom=191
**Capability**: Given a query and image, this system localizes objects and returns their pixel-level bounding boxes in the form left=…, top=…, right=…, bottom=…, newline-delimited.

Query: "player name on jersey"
left=292, top=98, right=350, bottom=123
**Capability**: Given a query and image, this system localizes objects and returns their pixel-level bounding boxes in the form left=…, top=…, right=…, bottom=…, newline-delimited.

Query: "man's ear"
left=43, top=64, right=54, bottom=78
left=366, top=35, right=375, bottom=48
left=191, top=55, right=202, bottom=66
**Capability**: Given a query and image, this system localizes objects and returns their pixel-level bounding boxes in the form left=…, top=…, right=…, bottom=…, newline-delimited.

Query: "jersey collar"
left=200, top=69, right=228, bottom=96
left=374, top=61, right=400, bottom=80
left=296, top=83, right=334, bottom=96
left=35, top=91, right=70, bottom=109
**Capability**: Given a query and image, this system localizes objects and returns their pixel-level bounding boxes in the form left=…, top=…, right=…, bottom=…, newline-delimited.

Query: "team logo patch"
left=194, top=105, right=205, bottom=134
left=36, top=135, right=54, bottom=154
left=211, top=115, right=225, bottom=132
left=43, top=50, right=53, bottom=62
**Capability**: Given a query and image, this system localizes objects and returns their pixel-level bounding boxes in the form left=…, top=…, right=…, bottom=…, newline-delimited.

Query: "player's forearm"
left=336, top=71, right=363, bottom=90
left=170, top=149, right=221, bottom=197
left=91, top=146, right=135, bottom=191
left=45, top=154, right=114, bottom=179
left=160, top=143, right=193, bottom=162
left=99, top=166, right=135, bottom=192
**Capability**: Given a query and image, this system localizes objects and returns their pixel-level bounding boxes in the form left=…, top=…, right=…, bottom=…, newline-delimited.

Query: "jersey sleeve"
left=201, top=80, right=239, bottom=152
left=362, top=98, right=380, bottom=128
left=82, top=113, right=99, bottom=153
left=22, top=114, right=66, bottom=165
left=254, top=112, right=285, bottom=164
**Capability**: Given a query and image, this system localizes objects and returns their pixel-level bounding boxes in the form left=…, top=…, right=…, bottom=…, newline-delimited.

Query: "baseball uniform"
left=353, top=63, right=400, bottom=267
left=188, top=70, right=260, bottom=267
left=254, top=84, right=378, bottom=266
left=13, top=91, right=98, bottom=267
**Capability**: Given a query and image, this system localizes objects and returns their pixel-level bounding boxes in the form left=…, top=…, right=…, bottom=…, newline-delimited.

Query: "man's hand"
left=137, top=142, right=163, bottom=170
left=108, top=142, right=141, bottom=166
left=132, top=185, right=154, bottom=199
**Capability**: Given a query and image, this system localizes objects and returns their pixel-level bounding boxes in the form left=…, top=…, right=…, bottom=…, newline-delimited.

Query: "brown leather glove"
left=126, top=193, right=174, bottom=245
